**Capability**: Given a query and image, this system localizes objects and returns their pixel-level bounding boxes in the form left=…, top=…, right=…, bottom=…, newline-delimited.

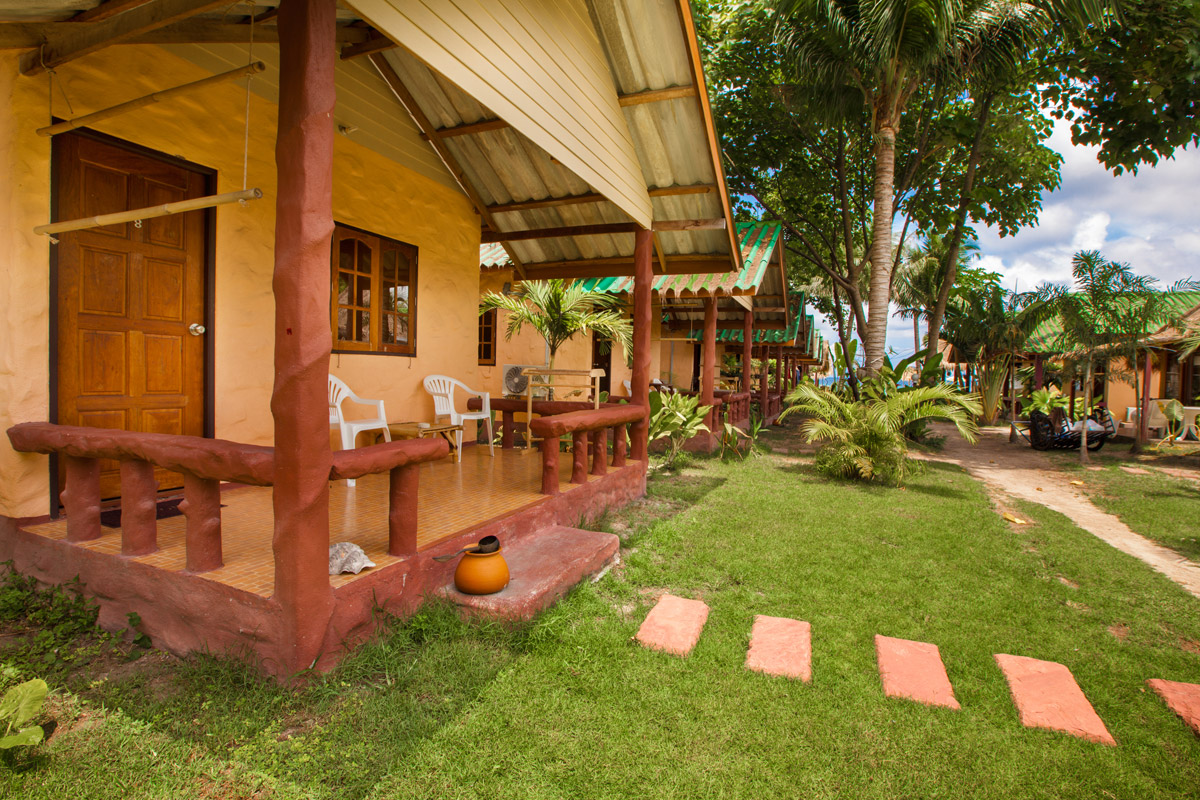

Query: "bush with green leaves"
left=781, top=382, right=980, bottom=486
left=0, top=678, right=47, bottom=753
left=647, top=391, right=710, bottom=469
left=1021, top=388, right=1069, bottom=417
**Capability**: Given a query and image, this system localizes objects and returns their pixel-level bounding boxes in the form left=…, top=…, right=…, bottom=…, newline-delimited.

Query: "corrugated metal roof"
left=1024, top=291, right=1200, bottom=353
left=685, top=309, right=805, bottom=344
left=574, top=222, right=782, bottom=297
left=479, top=242, right=512, bottom=269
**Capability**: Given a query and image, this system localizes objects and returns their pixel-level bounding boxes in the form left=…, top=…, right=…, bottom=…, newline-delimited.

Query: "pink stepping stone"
left=875, top=635, right=960, bottom=709
left=635, top=594, right=709, bottom=656
left=1146, top=679, right=1200, bottom=736
left=745, top=615, right=811, bottom=681
left=995, top=654, right=1116, bottom=745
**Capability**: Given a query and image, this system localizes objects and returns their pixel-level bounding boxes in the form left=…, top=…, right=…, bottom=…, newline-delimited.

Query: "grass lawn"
left=3, top=440, right=1200, bottom=799
left=1047, top=446, right=1200, bottom=562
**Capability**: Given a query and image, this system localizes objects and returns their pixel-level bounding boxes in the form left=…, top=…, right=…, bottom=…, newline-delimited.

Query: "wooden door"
left=55, top=133, right=208, bottom=500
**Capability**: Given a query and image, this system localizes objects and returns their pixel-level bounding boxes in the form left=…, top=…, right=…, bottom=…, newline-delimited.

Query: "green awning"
left=684, top=299, right=808, bottom=345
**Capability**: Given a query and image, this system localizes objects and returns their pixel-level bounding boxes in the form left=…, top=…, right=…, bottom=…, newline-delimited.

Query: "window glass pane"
left=394, top=285, right=409, bottom=314
left=395, top=315, right=408, bottom=344
left=381, top=248, right=397, bottom=286
left=339, top=238, right=355, bottom=271
left=337, top=308, right=351, bottom=341
left=337, top=272, right=351, bottom=304
left=356, top=310, right=370, bottom=343
left=357, top=240, right=372, bottom=275
left=356, top=274, right=371, bottom=308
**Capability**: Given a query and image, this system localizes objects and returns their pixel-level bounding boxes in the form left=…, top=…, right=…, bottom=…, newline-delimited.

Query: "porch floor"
left=20, top=446, right=610, bottom=598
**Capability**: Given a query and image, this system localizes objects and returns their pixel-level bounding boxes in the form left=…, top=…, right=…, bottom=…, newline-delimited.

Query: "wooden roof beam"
left=0, top=22, right=371, bottom=47
left=521, top=255, right=737, bottom=281
left=368, top=52, right=527, bottom=279
left=616, top=84, right=697, bottom=107
left=69, top=0, right=155, bottom=24
left=340, top=33, right=396, bottom=61
left=481, top=218, right=725, bottom=244
left=19, top=0, right=231, bottom=75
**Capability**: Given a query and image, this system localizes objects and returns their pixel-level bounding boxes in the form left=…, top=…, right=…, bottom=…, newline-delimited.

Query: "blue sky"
left=813, top=119, right=1200, bottom=359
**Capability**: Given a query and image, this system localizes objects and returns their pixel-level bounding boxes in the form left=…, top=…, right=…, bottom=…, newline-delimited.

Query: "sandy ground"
left=920, top=425, right=1200, bottom=599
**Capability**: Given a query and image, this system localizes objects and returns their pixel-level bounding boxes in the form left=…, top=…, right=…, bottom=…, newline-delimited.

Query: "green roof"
left=1024, top=291, right=1200, bottom=353
left=576, top=222, right=782, bottom=297
left=684, top=302, right=809, bottom=346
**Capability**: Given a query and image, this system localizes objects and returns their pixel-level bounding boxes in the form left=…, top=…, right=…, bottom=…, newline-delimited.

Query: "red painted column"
left=120, top=460, right=158, bottom=556
left=182, top=475, right=223, bottom=573
left=612, top=424, right=627, bottom=467
left=571, top=431, right=588, bottom=483
left=271, top=0, right=337, bottom=676
left=1141, top=349, right=1153, bottom=443
left=61, top=455, right=101, bottom=543
left=540, top=437, right=560, bottom=495
left=741, top=310, right=753, bottom=396
left=700, top=297, right=717, bottom=435
left=630, top=229, right=653, bottom=462
left=759, top=345, right=769, bottom=417
left=388, top=464, right=419, bottom=557
left=590, top=429, right=607, bottom=475
left=1034, top=354, right=1044, bottom=391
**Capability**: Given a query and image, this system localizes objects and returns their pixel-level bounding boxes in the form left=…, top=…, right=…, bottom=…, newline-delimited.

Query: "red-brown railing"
left=6, top=422, right=447, bottom=573
left=714, top=391, right=751, bottom=426
left=528, top=406, right=646, bottom=494
left=468, top=397, right=621, bottom=450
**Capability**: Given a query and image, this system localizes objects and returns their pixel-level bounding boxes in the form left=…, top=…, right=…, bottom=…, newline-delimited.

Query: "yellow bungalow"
left=0, top=0, right=742, bottom=677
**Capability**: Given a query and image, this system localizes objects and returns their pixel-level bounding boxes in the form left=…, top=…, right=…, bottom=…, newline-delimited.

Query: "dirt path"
left=921, top=426, right=1200, bottom=599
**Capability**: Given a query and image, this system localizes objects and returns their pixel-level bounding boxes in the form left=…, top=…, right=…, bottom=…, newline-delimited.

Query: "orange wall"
left=0, top=46, right=480, bottom=518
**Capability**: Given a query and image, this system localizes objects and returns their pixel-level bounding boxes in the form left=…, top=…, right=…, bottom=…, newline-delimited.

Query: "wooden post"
left=701, top=297, right=717, bottom=435
left=742, top=310, right=753, bottom=401
left=1141, top=349, right=1153, bottom=444
left=759, top=345, right=769, bottom=418
left=119, top=460, right=159, bottom=556
left=630, top=229, right=653, bottom=462
left=1033, top=354, right=1044, bottom=391
left=501, top=410, right=515, bottom=449
left=182, top=475, right=223, bottom=573
left=590, top=429, right=607, bottom=476
left=571, top=431, right=588, bottom=483
left=540, top=437, right=560, bottom=495
left=271, top=0, right=337, bottom=675
left=61, top=455, right=101, bottom=543
left=612, top=424, right=627, bottom=467
left=388, top=464, right=419, bottom=556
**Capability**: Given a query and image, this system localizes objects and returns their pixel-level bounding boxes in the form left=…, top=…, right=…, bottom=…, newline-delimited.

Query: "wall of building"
left=660, top=339, right=695, bottom=390
left=0, top=46, right=479, bottom=518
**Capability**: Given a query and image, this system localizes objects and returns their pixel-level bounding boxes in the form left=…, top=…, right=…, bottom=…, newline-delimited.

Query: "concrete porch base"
left=434, top=525, right=619, bottom=620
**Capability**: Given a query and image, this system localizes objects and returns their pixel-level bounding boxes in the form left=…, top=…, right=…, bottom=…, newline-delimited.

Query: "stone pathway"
left=923, top=426, right=1200, bottom=599
left=635, top=595, right=1199, bottom=745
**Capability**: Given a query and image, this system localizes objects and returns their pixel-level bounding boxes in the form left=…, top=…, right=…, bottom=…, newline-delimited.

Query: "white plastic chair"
left=329, top=374, right=390, bottom=487
left=422, top=375, right=493, bottom=461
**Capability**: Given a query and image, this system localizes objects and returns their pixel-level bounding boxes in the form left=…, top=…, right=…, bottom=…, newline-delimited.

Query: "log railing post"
left=181, top=474, right=223, bottom=573
left=61, top=455, right=102, bottom=543
left=501, top=410, right=515, bottom=449
left=119, top=459, right=159, bottom=556
left=612, top=424, right=627, bottom=467
left=590, top=429, right=607, bottom=475
left=388, top=463, right=419, bottom=557
left=571, top=431, right=588, bottom=483
left=540, top=436, right=561, bottom=494
left=630, top=228, right=653, bottom=462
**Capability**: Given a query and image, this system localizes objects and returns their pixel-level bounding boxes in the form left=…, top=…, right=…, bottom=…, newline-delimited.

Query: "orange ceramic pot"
left=454, top=547, right=510, bottom=595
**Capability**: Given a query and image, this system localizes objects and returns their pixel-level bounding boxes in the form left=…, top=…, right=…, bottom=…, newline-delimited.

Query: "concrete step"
left=875, top=635, right=960, bottom=710
left=1146, top=678, right=1200, bottom=737
left=635, top=594, right=709, bottom=657
left=745, top=615, right=812, bottom=681
left=434, top=525, right=618, bottom=621
left=995, top=653, right=1116, bottom=745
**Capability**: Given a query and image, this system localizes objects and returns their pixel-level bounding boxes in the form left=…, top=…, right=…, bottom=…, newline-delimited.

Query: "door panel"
left=56, top=133, right=207, bottom=501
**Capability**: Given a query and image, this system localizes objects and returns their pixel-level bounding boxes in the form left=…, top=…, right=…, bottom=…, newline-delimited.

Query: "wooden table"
left=386, top=421, right=464, bottom=460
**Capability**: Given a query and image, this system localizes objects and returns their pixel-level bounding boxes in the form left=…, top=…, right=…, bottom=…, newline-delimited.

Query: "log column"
left=700, top=298, right=717, bottom=436
left=630, top=229, right=653, bottom=462
left=742, top=310, right=753, bottom=399
left=759, top=345, right=769, bottom=418
left=1034, top=354, right=1044, bottom=391
left=271, top=0, right=337, bottom=677
left=1141, top=349, right=1153, bottom=444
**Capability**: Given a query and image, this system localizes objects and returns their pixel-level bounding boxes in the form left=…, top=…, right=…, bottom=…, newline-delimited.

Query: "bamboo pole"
left=36, top=188, right=263, bottom=237
left=37, top=61, right=267, bottom=137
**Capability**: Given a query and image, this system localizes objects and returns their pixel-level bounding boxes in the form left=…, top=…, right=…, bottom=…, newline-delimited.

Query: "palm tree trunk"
left=913, top=317, right=920, bottom=356
left=924, top=93, right=994, bottom=365
left=1009, top=346, right=1019, bottom=442
left=864, top=123, right=898, bottom=378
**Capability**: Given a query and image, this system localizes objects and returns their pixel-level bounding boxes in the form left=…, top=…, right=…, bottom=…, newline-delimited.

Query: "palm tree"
left=1038, top=251, right=1158, bottom=463
left=774, top=0, right=1104, bottom=378
left=479, top=279, right=632, bottom=374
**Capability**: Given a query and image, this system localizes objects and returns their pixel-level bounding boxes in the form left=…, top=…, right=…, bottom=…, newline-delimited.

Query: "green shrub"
left=648, top=392, right=711, bottom=469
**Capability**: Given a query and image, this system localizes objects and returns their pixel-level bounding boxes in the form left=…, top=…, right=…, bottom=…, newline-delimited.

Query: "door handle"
left=188, top=323, right=206, bottom=336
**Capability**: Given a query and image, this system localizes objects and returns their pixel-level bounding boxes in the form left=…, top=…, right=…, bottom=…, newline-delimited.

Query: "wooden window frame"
left=478, top=307, right=497, bottom=366
left=331, top=222, right=418, bottom=356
